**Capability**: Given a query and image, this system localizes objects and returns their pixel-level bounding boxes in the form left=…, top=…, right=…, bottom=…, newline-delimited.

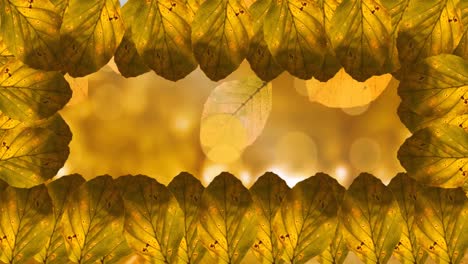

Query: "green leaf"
left=168, top=172, right=207, bottom=264
left=273, top=173, right=342, bottom=264
left=340, top=173, right=402, bottom=264
left=388, top=173, right=428, bottom=264
left=246, top=0, right=283, bottom=82
left=116, top=175, right=184, bottom=263
left=318, top=176, right=348, bottom=264
left=198, top=172, right=257, bottom=264
left=0, top=114, right=71, bottom=188
left=398, top=125, right=468, bottom=188
left=329, top=0, right=392, bottom=81
left=60, top=0, right=125, bottom=77
left=398, top=54, right=467, bottom=123
left=0, top=184, right=54, bottom=264
left=0, top=59, right=71, bottom=121
left=454, top=0, right=467, bottom=59
left=122, top=0, right=197, bottom=81
left=114, top=32, right=150, bottom=78
left=200, top=77, right=272, bottom=163
left=0, top=0, right=61, bottom=70
left=192, top=0, right=252, bottom=81
left=398, top=103, right=468, bottom=133
left=61, top=175, right=125, bottom=264
left=263, top=0, right=328, bottom=80
left=0, top=37, right=13, bottom=68
left=249, top=172, right=290, bottom=264
left=397, top=0, right=464, bottom=65
left=35, top=174, right=86, bottom=264
left=413, top=186, right=468, bottom=264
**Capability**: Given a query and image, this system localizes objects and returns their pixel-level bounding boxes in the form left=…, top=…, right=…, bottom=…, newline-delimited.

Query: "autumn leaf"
left=413, top=185, right=467, bottom=264
left=388, top=174, right=428, bottom=264
left=192, top=0, right=252, bottom=81
left=168, top=172, right=207, bottom=264
left=306, top=68, right=395, bottom=108
left=114, top=32, right=150, bottom=78
left=122, top=0, right=197, bottom=81
left=198, top=172, right=257, bottom=264
left=329, top=0, right=393, bottom=81
left=0, top=185, right=54, bottom=264
left=60, top=0, right=125, bottom=77
left=398, top=103, right=468, bottom=133
left=263, top=0, right=328, bottom=80
left=0, top=0, right=61, bottom=70
left=454, top=0, right=467, bottom=59
left=35, top=174, right=86, bottom=264
left=397, top=0, right=464, bottom=65
left=0, top=37, right=13, bottom=68
left=340, top=173, right=402, bottom=264
left=398, top=54, right=467, bottom=124
left=249, top=172, right=290, bottom=263
left=0, top=59, right=71, bottom=121
left=116, top=175, right=184, bottom=263
left=246, top=0, right=283, bottom=82
left=398, top=125, right=468, bottom=188
left=318, top=174, right=348, bottom=264
left=273, top=173, right=342, bottom=264
left=61, top=176, right=126, bottom=264
left=200, top=77, right=271, bottom=163
left=0, top=115, right=71, bottom=188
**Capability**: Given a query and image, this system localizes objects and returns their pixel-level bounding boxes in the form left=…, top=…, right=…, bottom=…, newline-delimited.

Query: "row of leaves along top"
left=0, top=0, right=466, bottom=81
left=0, top=172, right=465, bottom=264
left=0, top=0, right=467, bottom=192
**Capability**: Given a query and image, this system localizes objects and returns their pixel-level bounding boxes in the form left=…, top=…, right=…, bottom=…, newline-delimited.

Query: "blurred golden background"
left=59, top=61, right=409, bottom=188
left=57, top=60, right=445, bottom=264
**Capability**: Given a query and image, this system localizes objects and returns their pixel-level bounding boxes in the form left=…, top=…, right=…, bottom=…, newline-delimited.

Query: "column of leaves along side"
left=198, top=172, right=257, bottom=264
left=192, top=0, right=253, bottom=81
left=388, top=174, right=428, bottom=264
left=273, top=173, right=341, bottom=264
left=168, top=173, right=207, bottom=264
left=317, top=175, right=348, bottom=264
left=397, top=0, right=464, bottom=66
left=398, top=125, right=468, bottom=188
left=413, top=186, right=468, bottom=264
left=61, top=176, right=127, bottom=264
left=246, top=0, right=283, bottom=82
left=60, top=0, right=125, bottom=77
left=454, top=0, right=467, bottom=59
left=329, top=0, right=392, bottom=81
left=397, top=54, right=468, bottom=127
left=34, top=175, right=86, bottom=264
left=0, top=115, right=71, bottom=188
left=263, top=0, right=328, bottom=80
left=121, top=0, right=197, bottom=81
left=249, top=172, right=290, bottom=264
left=0, top=59, right=71, bottom=121
left=116, top=175, right=185, bottom=263
left=0, top=184, right=54, bottom=264
left=340, top=173, right=402, bottom=264
left=0, top=0, right=61, bottom=71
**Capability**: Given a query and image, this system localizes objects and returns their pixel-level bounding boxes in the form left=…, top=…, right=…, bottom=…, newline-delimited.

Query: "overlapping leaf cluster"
left=0, top=172, right=465, bottom=264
